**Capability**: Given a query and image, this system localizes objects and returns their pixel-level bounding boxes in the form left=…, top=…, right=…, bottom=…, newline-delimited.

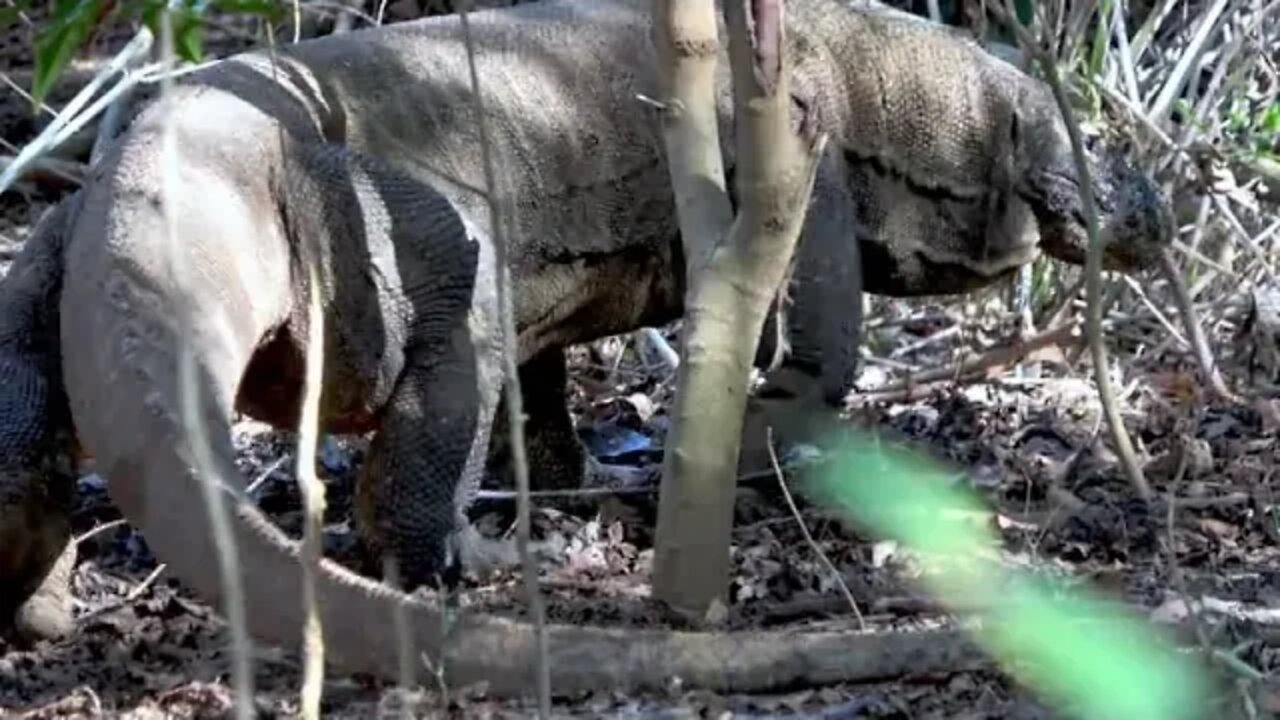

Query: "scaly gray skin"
left=0, top=0, right=1171, bottom=688
left=0, top=194, right=81, bottom=642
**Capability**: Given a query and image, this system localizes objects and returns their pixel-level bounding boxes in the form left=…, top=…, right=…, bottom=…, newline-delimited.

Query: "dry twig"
left=1001, top=0, right=1151, bottom=502
left=156, top=11, right=254, bottom=719
left=766, top=428, right=865, bottom=630
left=853, top=321, right=1082, bottom=405
left=458, top=1, right=551, bottom=712
left=76, top=563, right=168, bottom=626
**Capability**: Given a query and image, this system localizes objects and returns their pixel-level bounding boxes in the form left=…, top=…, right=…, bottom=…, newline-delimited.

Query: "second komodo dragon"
left=0, top=0, right=1171, bottom=692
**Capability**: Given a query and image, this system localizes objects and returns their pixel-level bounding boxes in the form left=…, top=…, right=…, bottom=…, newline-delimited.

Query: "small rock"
left=781, top=443, right=824, bottom=466
left=319, top=435, right=353, bottom=473
left=78, top=473, right=106, bottom=492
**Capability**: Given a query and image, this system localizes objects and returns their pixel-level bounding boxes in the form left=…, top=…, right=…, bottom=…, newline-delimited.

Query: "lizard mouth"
left=1039, top=218, right=1154, bottom=274
left=1039, top=215, right=1134, bottom=271
left=1033, top=153, right=1173, bottom=275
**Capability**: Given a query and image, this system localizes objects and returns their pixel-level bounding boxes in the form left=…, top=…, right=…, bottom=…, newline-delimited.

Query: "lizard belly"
left=512, top=238, right=683, bottom=362
left=858, top=236, right=1034, bottom=297
left=234, top=319, right=391, bottom=436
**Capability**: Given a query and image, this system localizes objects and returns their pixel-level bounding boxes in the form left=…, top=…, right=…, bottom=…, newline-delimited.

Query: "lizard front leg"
left=758, top=147, right=863, bottom=406
left=786, top=147, right=863, bottom=405
left=11, top=535, right=75, bottom=640
left=741, top=149, right=862, bottom=472
left=486, top=346, right=585, bottom=491
left=0, top=416, right=76, bottom=642
left=1, top=194, right=81, bottom=641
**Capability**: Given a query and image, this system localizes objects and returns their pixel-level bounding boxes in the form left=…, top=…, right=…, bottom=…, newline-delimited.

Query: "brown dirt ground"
left=3, top=4, right=1279, bottom=718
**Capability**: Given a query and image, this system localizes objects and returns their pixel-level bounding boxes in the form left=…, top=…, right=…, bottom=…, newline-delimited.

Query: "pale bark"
left=651, top=0, right=827, bottom=619
left=650, top=0, right=734, bottom=274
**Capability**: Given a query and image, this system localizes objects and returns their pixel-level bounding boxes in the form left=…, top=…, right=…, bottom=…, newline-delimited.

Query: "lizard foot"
left=11, top=540, right=75, bottom=642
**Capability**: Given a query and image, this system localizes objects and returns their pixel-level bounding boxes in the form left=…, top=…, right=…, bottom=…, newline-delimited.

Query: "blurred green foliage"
left=3, top=0, right=284, bottom=106
left=806, top=432, right=1215, bottom=720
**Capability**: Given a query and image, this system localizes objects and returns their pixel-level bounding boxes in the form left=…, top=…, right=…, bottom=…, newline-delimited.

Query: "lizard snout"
left=1093, top=152, right=1176, bottom=272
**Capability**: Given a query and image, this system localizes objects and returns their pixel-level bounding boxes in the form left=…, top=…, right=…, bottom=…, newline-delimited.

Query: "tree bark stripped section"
left=748, top=0, right=782, bottom=92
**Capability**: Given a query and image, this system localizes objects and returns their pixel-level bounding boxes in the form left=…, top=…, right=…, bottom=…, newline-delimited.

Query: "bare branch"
left=651, top=0, right=734, bottom=272
left=295, top=243, right=328, bottom=720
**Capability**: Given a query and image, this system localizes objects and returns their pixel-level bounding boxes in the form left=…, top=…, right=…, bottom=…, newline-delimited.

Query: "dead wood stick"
left=0, top=154, right=86, bottom=190
left=458, top=1, right=551, bottom=710
left=76, top=563, right=168, bottom=626
left=851, top=320, right=1081, bottom=406
left=1157, top=248, right=1241, bottom=404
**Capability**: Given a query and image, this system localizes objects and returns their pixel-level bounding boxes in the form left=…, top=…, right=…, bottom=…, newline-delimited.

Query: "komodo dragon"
left=1, top=0, right=1171, bottom=693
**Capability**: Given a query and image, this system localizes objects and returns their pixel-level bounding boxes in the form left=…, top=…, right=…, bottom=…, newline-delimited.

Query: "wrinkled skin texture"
left=0, top=0, right=1170, bottom=685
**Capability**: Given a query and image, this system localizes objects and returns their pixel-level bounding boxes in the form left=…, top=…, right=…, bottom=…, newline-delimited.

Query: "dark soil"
left=2, top=3, right=1278, bottom=718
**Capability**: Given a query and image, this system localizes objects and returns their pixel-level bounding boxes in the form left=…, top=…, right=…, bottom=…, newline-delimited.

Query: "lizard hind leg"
left=0, top=194, right=82, bottom=641
left=486, top=345, right=655, bottom=497
left=737, top=151, right=862, bottom=475
left=11, top=536, right=76, bottom=641
left=355, top=325, right=501, bottom=591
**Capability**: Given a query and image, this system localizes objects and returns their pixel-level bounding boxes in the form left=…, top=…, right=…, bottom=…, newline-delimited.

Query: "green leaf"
left=175, top=10, right=204, bottom=62
left=805, top=433, right=1216, bottom=720
left=124, top=0, right=162, bottom=20
left=31, top=0, right=106, bottom=106
left=131, top=1, right=203, bottom=63
left=1013, top=0, right=1033, bottom=25
left=132, top=0, right=163, bottom=33
left=1258, top=103, right=1280, bottom=135
left=1088, top=0, right=1111, bottom=78
left=126, top=0, right=282, bottom=67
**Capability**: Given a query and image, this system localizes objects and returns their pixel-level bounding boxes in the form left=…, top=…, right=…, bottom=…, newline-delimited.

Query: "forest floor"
left=2, top=2, right=1278, bottom=718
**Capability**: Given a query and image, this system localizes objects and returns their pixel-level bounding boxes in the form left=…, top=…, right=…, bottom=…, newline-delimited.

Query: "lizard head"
left=1020, top=121, right=1176, bottom=273
left=1007, top=81, right=1175, bottom=275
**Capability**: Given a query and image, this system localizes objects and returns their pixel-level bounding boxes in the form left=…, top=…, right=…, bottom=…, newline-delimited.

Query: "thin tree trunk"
left=651, top=0, right=827, bottom=619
